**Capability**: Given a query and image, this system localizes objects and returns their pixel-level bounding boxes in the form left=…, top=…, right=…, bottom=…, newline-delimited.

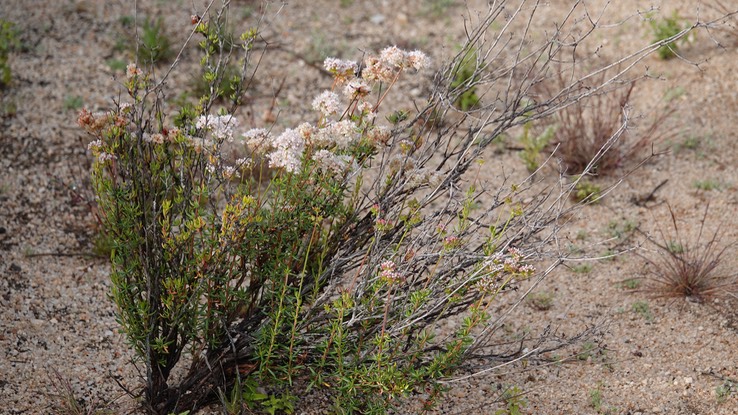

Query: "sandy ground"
left=1, top=0, right=737, bottom=414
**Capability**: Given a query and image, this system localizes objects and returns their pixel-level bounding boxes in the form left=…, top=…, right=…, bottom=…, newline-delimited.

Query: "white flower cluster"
left=313, top=150, right=355, bottom=174
left=243, top=128, right=272, bottom=154
left=405, top=168, right=443, bottom=188
left=312, top=91, right=341, bottom=117
left=314, top=120, right=358, bottom=150
left=196, top=114, right=239, bottom=142
left=323, top=57, right=358, bottom=79
left=267, top=128, right=305, bottom=173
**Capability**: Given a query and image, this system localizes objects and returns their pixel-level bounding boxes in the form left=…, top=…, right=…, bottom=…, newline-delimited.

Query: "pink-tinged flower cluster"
left=126, top=63, right=142, bottom=80
left=375, top=217, right=393, bottom=233
left=443, top=235, right=461, bottom=250
left=87, top=139, right=103, bottom=151
left=267, top=128, right=305, bottom=173
left=363, top=56, right=396, bottom=83
left=98, top=152, right=117, bottom=163
left=343, top=78, right=371, bottom=99
left=379, top=260, right=404, bottom=285
left=363, top=46, right=430, bottom=83
left=312, top=90, right=341, bottom=117
left=405, top=50, right=431, bottom=71
left=78, top=109, right=116, bottom=135
left=143, top=133, right=166, bottom=144
left=196, top=114, right=239, bottom=142
left=476, top=248, right=535, bottom=293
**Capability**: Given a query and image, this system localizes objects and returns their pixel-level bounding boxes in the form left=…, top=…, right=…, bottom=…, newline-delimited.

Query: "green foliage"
left=573, top=179, right=601, bottom=203
left=649, top=12, right=684, bottom=60
left=495, top=386, right=527, bottom=415
left=572, top=263, right=593, bottom=274
left=220, top=377, right=295, bottom=415
left=518, top=120, right=555, bottom=172
left=716, top=379, right=736, bottom=403
left=106, top=58, right=128, bottom=72
left=632, top=301, right=653, bottom=322
left=666, top=240, right=684, bottom=254
left=528, top=291, right=554, bottom=311
left=138, top=17, right=174, bottom=64
left=191, top=64, right=242, bottom=103
left=0, top=19, right=19, bottom=88
left=621, top=278, right=641, bottom=290
left=92, top=231, right=114, bottom=258
left=64, top=95, right=84, bottom=111
left=607, top=219, right=637, bottom=240
left=589, top=387, right=603, bottom=411
left=386, top=109, right=410, bottom=124
left=450, top=49, right=480, bottom=111
left=693, top=179, right=721, bottom=191
left=578, top=342, right=596, bottom=361
left=423, top=0, right=457, bottom=17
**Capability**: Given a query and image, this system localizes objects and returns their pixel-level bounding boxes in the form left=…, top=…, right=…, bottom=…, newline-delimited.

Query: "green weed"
left=63, top=95, right=84, bottom=111
left=621, top=278, right=641, bottom=290
left=528, top=291, right=554, bottom=311
left=632, top=301, right=653, bottom=322
left=138, top=17, right=174, bottom=64
left=518, top=120, right=556, bottom=172
left=649, top=12, right=684, bottom=60
left=589, top=387, right=603, bottom=411
left=450, top=48, right=480, bottom=111
left=0, top=19, right=19, bottom=88
left=693, top=179, right=721, bottom=191
left=573, top=179, right=601, bottom=203
left=572, top=263, right=593, bottom=274
left=716, top=379, right=736, bottom=403
left=496, top=386, right=527, bottom=415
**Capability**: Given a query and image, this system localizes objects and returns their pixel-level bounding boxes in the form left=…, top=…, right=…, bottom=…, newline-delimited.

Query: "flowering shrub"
left=79, top=3, right=706, bottom=414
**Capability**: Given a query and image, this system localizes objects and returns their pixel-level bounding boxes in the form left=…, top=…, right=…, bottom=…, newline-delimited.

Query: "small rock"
left=370, top=14, right=385, bottom=25
left=31, top=318, right=44, bottom=327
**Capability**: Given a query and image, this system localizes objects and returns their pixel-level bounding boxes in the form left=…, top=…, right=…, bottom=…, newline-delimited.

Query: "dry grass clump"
left=46, top=367, right=115, bottom=415
left=640, top=205, right=737, bottom=302
left=536, top=68, right=674, bottom=176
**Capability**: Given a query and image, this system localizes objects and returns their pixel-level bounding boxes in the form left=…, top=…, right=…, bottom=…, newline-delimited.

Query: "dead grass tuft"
left=640, top=204, right=737, bottom=302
